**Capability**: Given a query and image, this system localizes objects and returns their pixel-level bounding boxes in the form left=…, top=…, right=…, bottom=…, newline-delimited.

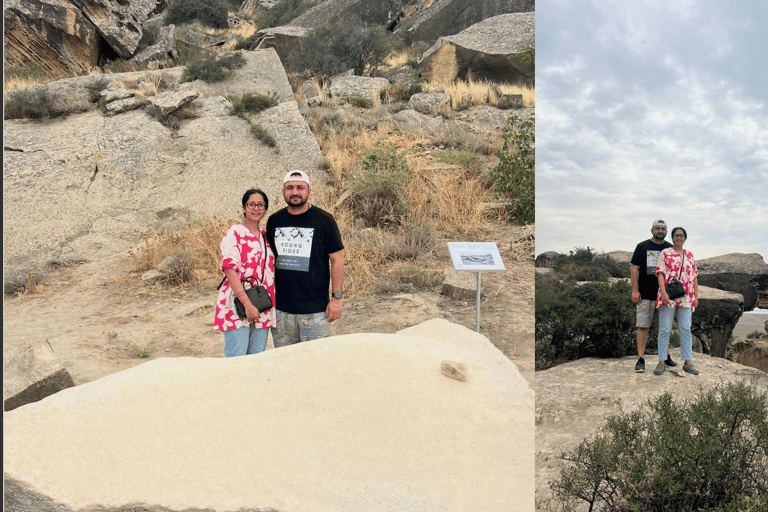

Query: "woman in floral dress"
left=654, top=226, right=699, bottom=375
left=213, top=189, right=276, bottom=356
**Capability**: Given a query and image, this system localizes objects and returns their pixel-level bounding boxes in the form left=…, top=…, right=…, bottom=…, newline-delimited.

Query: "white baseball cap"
left=283, top=170, right=310, bottom=186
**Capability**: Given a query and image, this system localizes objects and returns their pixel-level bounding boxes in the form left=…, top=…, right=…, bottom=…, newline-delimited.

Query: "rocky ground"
left=3, top=223, right=534, bottom=389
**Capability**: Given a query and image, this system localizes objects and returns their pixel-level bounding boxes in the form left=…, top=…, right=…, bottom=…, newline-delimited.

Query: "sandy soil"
left=4, top=224, right=534, bottom=388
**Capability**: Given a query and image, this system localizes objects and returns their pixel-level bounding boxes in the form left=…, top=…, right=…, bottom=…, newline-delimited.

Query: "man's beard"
left=288, top=195, right=307, bottom=207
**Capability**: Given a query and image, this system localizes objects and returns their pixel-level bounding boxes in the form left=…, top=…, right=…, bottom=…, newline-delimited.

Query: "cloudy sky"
left=535, top=0, right=768, bottom=261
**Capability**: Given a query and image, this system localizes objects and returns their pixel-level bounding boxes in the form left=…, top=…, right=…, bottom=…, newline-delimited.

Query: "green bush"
left=255, top=0, right=314, bottom=28
left=536, top=280, right=636, bottom=369
left=4, top=89, right=53, bottom=119
left=491, top=114, right=534, bottom=224
left=164, top=0, right=230, bottom=28
left=229, top=92, right=279, bottom=117
left=348, top=145, right=411, bottom=227
left=181, top=52, right=246, bottom=82
left=553, top=381, right=768, bottom=511
left=289, top=21, right=391, bottom=77
left=553, top=247, right=631, bottom=280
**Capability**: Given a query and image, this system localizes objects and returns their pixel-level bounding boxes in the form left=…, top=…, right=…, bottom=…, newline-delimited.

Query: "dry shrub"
left=129, top=217, right=232, bottom=286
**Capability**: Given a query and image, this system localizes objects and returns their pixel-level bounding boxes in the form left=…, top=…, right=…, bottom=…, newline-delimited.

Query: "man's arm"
left=326, top=249, right=345, bottom=321
left=631, top=264, right=641, bottom=304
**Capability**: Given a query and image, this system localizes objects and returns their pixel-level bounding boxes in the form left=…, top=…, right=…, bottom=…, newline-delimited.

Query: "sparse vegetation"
left=4, top=89, right=53, bottom=120
left=181, top=52, right=246, bottom=82
left=132, top=344, right=157, bottom=358
left=345, top=95, right=374, bottom=108
left=250, top=123, right=277, bottom=147
left=164, top=0, right=230, bottom=29
left=491, top=114, right=534, bottom=224
left=747, top=330, right=764, bottom=339
left=4, top=61, right=55, bottom=91
left=347, top=145, right=411, bottom=228
left=289, top=21, right=391, bottom=78
left=553, top=381, right=768, bottom=512
left=228, top=92, right=279, bottom=117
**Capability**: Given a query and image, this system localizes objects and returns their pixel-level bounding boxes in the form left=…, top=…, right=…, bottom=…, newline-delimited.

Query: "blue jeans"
left=657, top=305, right=693, bottom=362
left=223, top=325, right=268, bottom=356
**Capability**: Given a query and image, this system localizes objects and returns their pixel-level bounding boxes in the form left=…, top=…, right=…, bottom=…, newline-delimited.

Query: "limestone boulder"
left=4, top=0, right=100, bottom=75
left=535, top=251, right=561, bottom=268
left=692, top=286, right=745, bottom=358
left=250, top=25, right=309, bottom=65
left=408, top=91, right=451, bottom=115
left=418, top=12, right=534, bottom=84
left=3, top=340, right=75, bottom=411
left=397, top=0, right=535, bottom=45
left=4, top=319, right=533, bottom=512
left=327, top=75, right=390, bottom=104
left=696, top=253, right=768, bottom=311
left=128, top=24, right=178, bottom=70
left=392, top=108, right=446, bottom=132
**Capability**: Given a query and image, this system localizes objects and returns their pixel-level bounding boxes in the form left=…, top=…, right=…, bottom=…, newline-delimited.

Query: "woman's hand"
left=245, top=302, right=260, bottom=323
left=660, top=291, right=672, bottom=307
left=692, top=295, right=698, bottom=308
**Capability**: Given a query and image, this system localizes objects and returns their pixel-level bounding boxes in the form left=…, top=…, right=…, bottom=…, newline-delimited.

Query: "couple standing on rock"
left=212, top=170, right=345, bottom=356
left=631, top=219, right=700, bottom=375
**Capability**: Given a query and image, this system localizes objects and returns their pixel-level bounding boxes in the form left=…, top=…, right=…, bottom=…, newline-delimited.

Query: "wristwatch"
left=331, top=291, right=343, bottom=299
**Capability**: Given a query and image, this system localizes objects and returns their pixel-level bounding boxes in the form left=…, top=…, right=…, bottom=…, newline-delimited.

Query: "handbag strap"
left=677, top=251, right=685, bottom=280
left=216, top=231, right=268, bottom=290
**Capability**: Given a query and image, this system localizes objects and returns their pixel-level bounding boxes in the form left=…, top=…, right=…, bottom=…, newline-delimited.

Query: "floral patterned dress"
left=655, top=248, right=698, bottom=308
left=213, top=224, right=276, bottom=331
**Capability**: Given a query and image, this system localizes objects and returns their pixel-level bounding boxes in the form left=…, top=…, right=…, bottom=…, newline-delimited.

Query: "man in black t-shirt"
left=266, top=170, right=345, bottom=347
left=630, top=219, right=676, bottom=372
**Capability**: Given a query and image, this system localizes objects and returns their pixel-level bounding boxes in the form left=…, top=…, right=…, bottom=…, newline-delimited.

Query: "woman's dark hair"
left=241, top=188, right=269, bottom=212
left=671, top=226, right=687, bottom=240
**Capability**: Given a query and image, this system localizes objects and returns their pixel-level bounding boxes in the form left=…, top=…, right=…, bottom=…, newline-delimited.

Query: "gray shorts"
left=636, top=299, right=656, bottom=328
left=272, top=310, right=332, bottom=348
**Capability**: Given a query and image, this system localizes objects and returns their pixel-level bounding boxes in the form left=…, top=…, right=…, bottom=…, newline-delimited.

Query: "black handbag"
left=217, top=232, right=273, bottom=317
left=234, top=278, right=272, bottom=316
left=664, top=252, right=686, bottom=300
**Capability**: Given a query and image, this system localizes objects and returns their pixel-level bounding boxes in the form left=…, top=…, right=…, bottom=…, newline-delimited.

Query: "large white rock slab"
left=4, top=319, right=533, bottom=512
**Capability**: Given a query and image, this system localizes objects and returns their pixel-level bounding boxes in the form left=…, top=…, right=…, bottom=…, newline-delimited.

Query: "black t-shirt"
left=630, top=239, right=673, bottom=300
left=266, top=205, right=344, bottom=314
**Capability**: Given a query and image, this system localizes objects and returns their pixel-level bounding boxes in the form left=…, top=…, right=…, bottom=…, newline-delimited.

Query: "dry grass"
left=425, top=78, right=535, bottom=108
left=128, top=217, right=232, bottom=286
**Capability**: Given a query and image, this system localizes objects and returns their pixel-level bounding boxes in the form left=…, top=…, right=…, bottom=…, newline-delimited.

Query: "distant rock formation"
left=697, top=253, right=768, bottom=311
left=4, top=0, right=171, bottom=75
left=418, top=12, right=534, bottom=84
left=286, top=0, right=406, bottom=30
left=4, top=0, right=101, bottom=75
left=4, top=319, right=534, bottom=512
left=395, top=0, right=534, bottom=44
left=536, top=355, right=768, bottom=509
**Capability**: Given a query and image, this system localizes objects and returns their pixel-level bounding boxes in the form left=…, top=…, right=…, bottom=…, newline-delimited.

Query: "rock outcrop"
left=396, top=0, right=535, bottom=44
left=4, top=0, right=171, bottom=75
left=692, top=286, right=745, bottom=357
left=418, top=12, right=534, bottom=84
left=4, top=319, right=534, bottom=512
left=286, top=0, right=405, bottom=30
left=535, top=355, right=768, bottom=509
left=535, top=251, right=560, bottom=268
left=4, top=340, right=76, bottom=411
left=697, top=253, right=768, bottom=311
left=4, top=0, right=101, bottom=75
left=3, top=49, right=322, bottom=289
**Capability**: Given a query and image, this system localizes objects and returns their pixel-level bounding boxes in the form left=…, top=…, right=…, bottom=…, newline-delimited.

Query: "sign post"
left=447, top=242, right=506, bottom=332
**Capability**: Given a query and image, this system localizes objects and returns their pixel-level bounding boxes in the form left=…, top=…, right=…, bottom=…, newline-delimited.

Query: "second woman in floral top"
left=654, top=226, right=699, bottom=375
